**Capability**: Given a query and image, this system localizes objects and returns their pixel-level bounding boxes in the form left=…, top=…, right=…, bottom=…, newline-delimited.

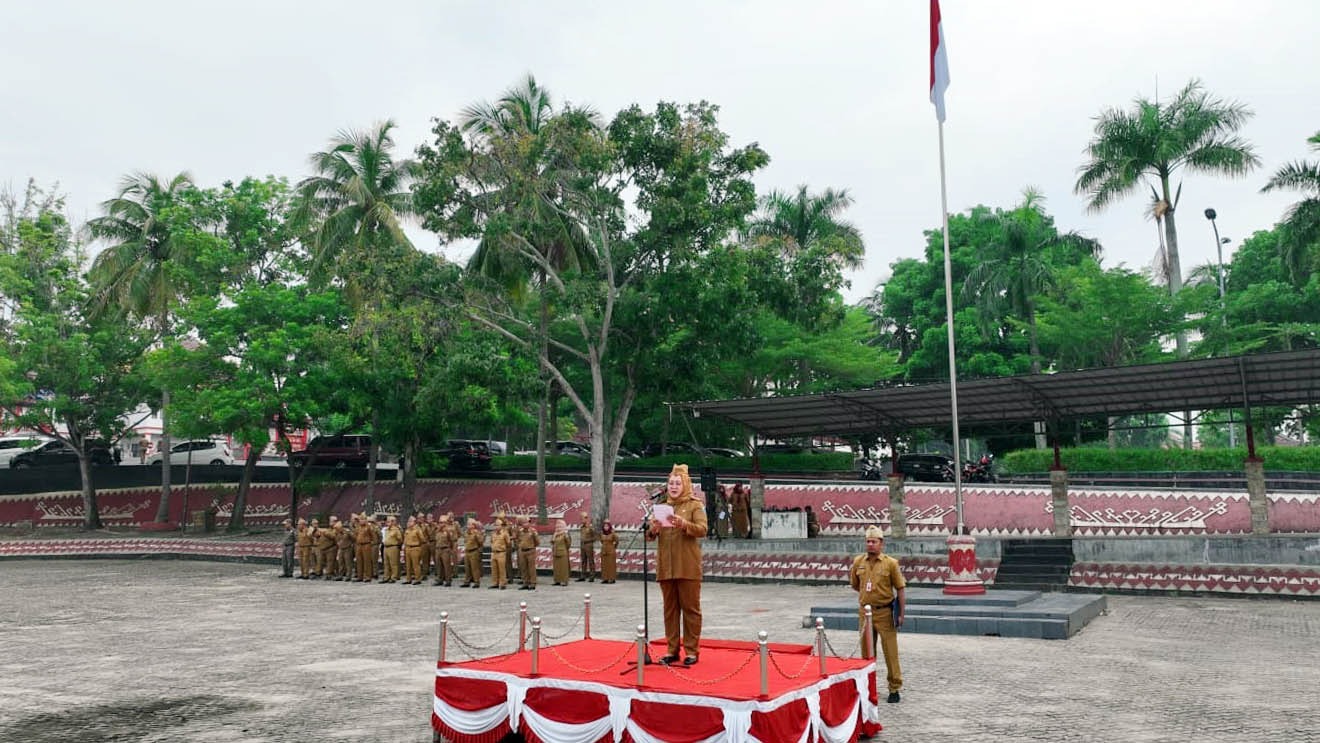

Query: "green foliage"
left=1000, top=445, right=1320, bottom=473
left=491, top=451, right=855, bottom=473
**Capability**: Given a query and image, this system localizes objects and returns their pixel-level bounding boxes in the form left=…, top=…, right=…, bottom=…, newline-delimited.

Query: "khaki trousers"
left=317, top=548, right=335, bottom=576
left=383, top=546, right=401, bottom=581
left=660, top=579, right=703, bottom=659
left=405, top=547, right=423, bottom=582
left=491, top=550, right=508, bottom=587
left=298, top=546, right=312, bottom=577
left=437, top=548, right=452, bottom=582
left=464, top=550, right=481, bottom=585
left=519, top=549, right=537, bottom=586
left=336, top=548, right=351, bottom=577
left=355, top=544, right=374, bottom=580
left=859, top=607, right=903, bottom=692
left=580, top=543, right=596, bottom=578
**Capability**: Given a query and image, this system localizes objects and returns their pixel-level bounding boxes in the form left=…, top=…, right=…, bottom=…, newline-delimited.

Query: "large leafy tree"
left=1261, top=130, right=1320, bottom=285
left=451, top=75, right=599, bottom=521
left=86, top=172, right=208, bottom=523
left=2, top=189, right=148, bottom=527
left=417, top=97, right=769, bottom=523
left=297, top=120, right=419, bottom=506
left=1074, top=79, right=1259, bottom=357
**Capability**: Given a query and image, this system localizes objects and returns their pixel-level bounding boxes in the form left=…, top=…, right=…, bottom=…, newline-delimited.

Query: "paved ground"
left=0, top=560, right=1317, bottom=742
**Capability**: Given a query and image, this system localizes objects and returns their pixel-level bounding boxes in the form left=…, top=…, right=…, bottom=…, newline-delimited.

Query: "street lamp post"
left=1204, top=208, right=1236, bottom=448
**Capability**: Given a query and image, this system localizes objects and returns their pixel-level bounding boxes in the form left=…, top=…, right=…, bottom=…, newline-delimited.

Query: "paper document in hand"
left=651, top=504, right=675, bottom=526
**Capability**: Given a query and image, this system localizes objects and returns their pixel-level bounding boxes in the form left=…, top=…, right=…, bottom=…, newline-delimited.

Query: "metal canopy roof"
left=675, top=349, right=1320, bottom=438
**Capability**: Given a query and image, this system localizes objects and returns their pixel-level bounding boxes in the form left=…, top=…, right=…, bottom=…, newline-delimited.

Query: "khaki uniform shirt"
left=579, top=523, right=597, bottom=547
left=355, top=523, right=375, bottom=545
left=491, top=526, right=510, bottom=552
left=517, top=526, right=539, bottom=551
left=404, top=525, right=424, bottom=548
left=654, top=495, right=707, bottom=581
left=436, top=524, right=453, bottom=549
left=334, top=525, right=353, bottom=550
left=850, top=553, right=906, bottom=606
left=383, top=525, right=403, bottom=547
left=313, top=528, right=335, bottom=551
left=296, top=526, right=313, bottom=548
left=464, top=529, right=484, bottom=553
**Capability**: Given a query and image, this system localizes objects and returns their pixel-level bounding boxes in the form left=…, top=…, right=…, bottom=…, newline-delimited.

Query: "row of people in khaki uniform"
left=284, top=511, right=621, bottom=587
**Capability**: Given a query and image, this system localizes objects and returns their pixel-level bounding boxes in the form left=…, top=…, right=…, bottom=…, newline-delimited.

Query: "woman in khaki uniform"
left=648, top=463, right=708, bottom=666
left=461, top=519, right=484, bottom=588
left=551, top=519, right=571, bottom=585
left=599, top=521, right=619, bottom=583
left=296, top=519, right=313, bottom=578
left=730, top=483, right=751, bottom=538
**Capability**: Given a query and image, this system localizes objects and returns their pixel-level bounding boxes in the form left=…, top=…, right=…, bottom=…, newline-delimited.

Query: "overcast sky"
left=4, top=0, right=1318, bottom=303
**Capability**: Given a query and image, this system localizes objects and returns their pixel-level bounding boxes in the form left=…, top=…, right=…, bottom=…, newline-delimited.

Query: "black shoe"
left=658, top=655, right=679, bottom=666
left=487, top=585, right=499, bottom=589
left=471, top=584, right=480, bottom=589
left=886, top=692, right=901, bottom=704
left=499, top=585, right=507, bottom=590
left=588, top=577, right=595, bottom=582
left=574, top=578, right=585, bottom=582
left=683, top=657, right=698, bottom=667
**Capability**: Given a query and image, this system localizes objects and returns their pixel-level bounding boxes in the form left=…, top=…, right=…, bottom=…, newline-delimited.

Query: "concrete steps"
left=805, top=587, right=1107, bottom=640
left=993, top=539, right=1074, bottom=591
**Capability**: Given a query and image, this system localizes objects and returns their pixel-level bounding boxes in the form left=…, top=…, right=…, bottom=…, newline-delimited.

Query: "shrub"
left=999, top=446, right=1320, bottom=473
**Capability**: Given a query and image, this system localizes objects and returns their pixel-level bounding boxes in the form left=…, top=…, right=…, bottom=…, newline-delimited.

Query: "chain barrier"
left=659, top=649, right=758, bottom=686
left=822, top=629, right=861, bottom=660
left=544, top=640, right=636, bottom=674
left=767, top=648, right=818, bottom=680
left=446, top=613, right=521, bottom=659
left=539, top=606, right=585, bottom=642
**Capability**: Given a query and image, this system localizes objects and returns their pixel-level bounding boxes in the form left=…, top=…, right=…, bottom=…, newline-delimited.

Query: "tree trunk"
left=155, top=386, right=172, bottom=522
left=227, top=446, right=261, bottom=533
left=401, top=436, right=419, bottom=512
left=1027, top=304, right=1047, bottom=449
left=535, top=273, right=550, bottom=524
left=1160, top=176, right=1194, bottom=451
left=1107, top=415, right=1118, bottom=450
left=78, top=452, right=102, bottom=530
left=365, top=411, right=380, bottom=513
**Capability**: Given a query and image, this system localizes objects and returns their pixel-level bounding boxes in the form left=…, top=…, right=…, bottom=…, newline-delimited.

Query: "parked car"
left=433, top=440, right=493, bottom=471
left=288, top=434, right=374, bottom=468
left=145, top=439, right=235, bottom=466
left=894, top=453, right=956, bottom=482
left=549, top=441, right=592, bottom=457
left=0, top=436, right=53, bottom=468
left=640, top=442, right=706, bottom=458
left=705, top=447, right=747, bottom=458
left=9, top=439, right=115, bottom=469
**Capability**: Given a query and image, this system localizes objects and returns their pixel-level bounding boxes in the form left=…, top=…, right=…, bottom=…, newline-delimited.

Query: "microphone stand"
left=641, top=512, right=653, bottom=664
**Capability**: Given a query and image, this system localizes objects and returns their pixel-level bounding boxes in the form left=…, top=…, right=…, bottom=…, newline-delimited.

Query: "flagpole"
left=936, top=119, right=964, bottom=536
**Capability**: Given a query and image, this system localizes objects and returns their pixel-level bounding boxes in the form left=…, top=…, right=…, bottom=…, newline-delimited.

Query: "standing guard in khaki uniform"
left=446, top=513, right=461, bottom=582
left=313, top=518, right=337, bottom=579
left=599, top=521, right=619, bottom=583
left=850, top=525, right=907, bottom=703
left=648, top=463, right=708, bottom=666
left=380, top=516, right=403, bottom=583
left=433, top=514, right=454, bottom=586
left=295, top=519, right=313, bottom=578
left=489, top=516, right=511, bottom=589
left=403, top=516, right=426, bottom=585
left=419, top=514, right=435, bottom=582
left=576, top=511, right=597, bottom=582
left=516, top=515, right=539, bottom=590
left=730, top=483, right=751, bottom=539
left=333, top=518, right=354, bottom=580
left=354, top=514, right=376, bottom=582
left=461, top=519, right=484, bottom=588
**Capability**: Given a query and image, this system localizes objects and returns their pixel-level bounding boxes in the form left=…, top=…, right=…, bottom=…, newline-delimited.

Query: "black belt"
left=864, top=602, right=892, bottom=609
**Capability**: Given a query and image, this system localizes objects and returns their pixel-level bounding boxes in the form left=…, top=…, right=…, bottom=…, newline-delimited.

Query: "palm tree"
left=297, top=120, right=417, bottom=288
left=296, top=120, right=418, bottom=518
left=962, top=190, right=1100, bottom=375
left=87, top=171, right=199, bottom=524
left=459, top=75, right=600, bottom=523
left=1075, top=79, right=1259, bottom=356
left=1261, top=131, right=1320, bottom=284
left=747, top=185, right=864, bottom=270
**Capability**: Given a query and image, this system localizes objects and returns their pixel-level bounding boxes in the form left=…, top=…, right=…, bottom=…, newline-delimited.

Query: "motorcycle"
left=857, top=457, right=886, bottom=481
left=962, top=454, right=996, bottom=483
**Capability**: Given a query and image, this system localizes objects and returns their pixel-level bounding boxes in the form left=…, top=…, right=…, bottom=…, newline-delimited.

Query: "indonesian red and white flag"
left=930, top=0, right=950, bottom=122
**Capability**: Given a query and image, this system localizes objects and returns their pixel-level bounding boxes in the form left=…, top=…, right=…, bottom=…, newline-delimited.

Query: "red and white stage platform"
left=433, top=638, right=881, bottom=743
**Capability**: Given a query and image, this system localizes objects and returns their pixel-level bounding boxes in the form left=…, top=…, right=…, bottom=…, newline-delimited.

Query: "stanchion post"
left=530, top=617, right=542, bottom=677
left=635, top=625, right=647, bottom=687
left=862, top=605, right=873, bottom=660
left=519, top=602, right=528, bottom=651
left=583, top=593, right=592, bottom=640
left=438, top=611, right=449, bottom=664
left=758, top=630, right=769, bottom=698
left=816, top=617, right=827, bottom=677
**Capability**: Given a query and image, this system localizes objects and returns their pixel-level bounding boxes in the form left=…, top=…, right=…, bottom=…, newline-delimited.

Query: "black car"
left=894, top=453, right=956, bottom=482
left=289, top=434, right=374, bottom=468
left=640, top=442, right=706, bottom=458
left=9, top=439, right=115, bottom=468
left=435, top=440, right=493, bottom=471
